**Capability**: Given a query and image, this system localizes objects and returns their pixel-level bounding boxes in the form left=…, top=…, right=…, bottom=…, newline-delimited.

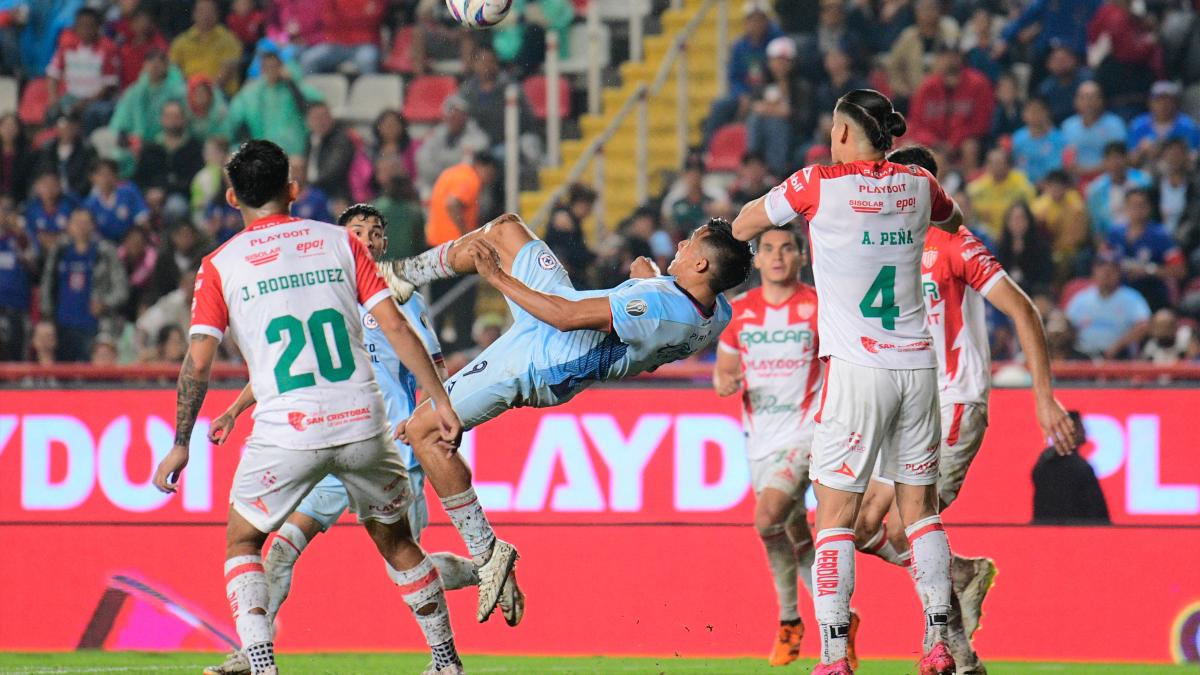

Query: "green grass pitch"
left=0, top=653, right=1194, bottom=674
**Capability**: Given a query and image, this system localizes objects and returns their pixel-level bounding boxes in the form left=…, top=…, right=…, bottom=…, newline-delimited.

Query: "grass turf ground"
left=0, top=653, right=1194, bottom=674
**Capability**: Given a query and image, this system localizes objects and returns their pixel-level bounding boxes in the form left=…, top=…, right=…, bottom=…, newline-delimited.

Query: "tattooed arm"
left=153, top=335, right=220, bottom=494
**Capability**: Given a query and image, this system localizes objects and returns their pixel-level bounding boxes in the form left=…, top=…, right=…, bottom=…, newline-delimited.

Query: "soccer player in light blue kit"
left=389, top=214, right=751, bottom=603
left=204, top=205, right=516, bottom=675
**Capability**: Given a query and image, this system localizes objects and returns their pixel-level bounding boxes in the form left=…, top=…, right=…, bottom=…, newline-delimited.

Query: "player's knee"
left=754, top=501, right=790, bottom=532
left=853, top=517, right=880, bottom=548
left=486, top=212, right=534, bottom=246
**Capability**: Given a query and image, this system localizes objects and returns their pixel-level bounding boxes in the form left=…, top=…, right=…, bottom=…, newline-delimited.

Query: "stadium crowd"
left=1, top=0, right=1199, bottom=371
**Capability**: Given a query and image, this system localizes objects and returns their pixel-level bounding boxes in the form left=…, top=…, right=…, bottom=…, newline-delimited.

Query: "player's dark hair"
left=225, top=140, right=290, bottom=209
left=887, top=145, right=938, bottom=176
left=338, top=202, right=388, bottom=229
left=701, top=217, right=753, bottom=293
left=835, top=89, right=907, bottom=153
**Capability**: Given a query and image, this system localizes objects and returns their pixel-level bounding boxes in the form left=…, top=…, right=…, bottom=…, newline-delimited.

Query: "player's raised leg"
left=390, top=212, right=536, bottom=286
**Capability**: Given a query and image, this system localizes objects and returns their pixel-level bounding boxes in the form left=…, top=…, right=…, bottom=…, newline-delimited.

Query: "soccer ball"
left=445, top=0, right=514, bottom=29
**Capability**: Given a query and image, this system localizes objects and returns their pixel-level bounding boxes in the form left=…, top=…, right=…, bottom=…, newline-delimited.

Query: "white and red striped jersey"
left=190, top=215, right=394, bottom=450
left=764, top=160, right=955, bottom=369
left=921, top=226, right=1006, bottom=406
left=719, top=284, right=823, bottom=459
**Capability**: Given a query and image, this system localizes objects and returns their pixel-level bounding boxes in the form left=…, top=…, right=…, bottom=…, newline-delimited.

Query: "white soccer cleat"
left=202, top=651, right=250, bottom=675
left=951, top=556, right=997, bottom=639
left=378, top=262, right=416, bottom=304
left=422, top=663, right=465, bottom=674
left=945, top=597, right=986, bottom=675
left=497, top=568, right=525, bottom=627
left=475, top=539, right=519, bottom=623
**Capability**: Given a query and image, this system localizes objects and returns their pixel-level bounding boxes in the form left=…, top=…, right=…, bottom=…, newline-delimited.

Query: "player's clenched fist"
left=630, top=256, right=660, bottom=279
left=153, top=445, right=190, bottom=494
left=465, top=239, right=503, bottom=281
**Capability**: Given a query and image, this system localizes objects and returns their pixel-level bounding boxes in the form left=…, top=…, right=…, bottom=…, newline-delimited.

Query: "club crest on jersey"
left=363, top=312, right=379, bottom=330
left=538, top=251, right=559, bottom=270
left=922, top=249, right=938, bottom=268
left=795, top=302, right=815, bottom=320
left=626, top=299, right=648, bottom=316
left=287, top=411, right=308, bottom=431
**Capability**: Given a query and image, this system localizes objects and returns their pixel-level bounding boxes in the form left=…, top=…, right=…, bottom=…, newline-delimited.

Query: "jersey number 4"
left=267, top=309, right=356, bottom=393
left=859, top=265, right=899, bottom=330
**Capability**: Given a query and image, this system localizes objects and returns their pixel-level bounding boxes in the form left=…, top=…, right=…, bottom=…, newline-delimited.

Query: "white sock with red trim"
left=224, top=555, right=274, bottom=673
left=396, top=242, right=457, bottom=286
left=905, top=515, right=952, bottom=651
left=859, top=521, right=908, bottom=566
left=441, top=488, right=496, bottom=566
left=263, top=523, right=308, bottom=622
left=759, top=522, right=800, bottom=622
left=389, top=557, right=460, bottom=670
left=812, top=527, right=856, bottom=664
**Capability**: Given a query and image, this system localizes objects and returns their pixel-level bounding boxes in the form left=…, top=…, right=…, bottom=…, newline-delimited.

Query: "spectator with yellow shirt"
left=966, top=147, right=1036, bottom=238
left=1032, top=169, right=1091, bottom=281
left=168, top=0, right=243, bottom=95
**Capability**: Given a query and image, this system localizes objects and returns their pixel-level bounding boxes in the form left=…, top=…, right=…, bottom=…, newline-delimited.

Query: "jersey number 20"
left=859, top=265, right=899, bottom=330
left=267, top=309, right=356, bottom=393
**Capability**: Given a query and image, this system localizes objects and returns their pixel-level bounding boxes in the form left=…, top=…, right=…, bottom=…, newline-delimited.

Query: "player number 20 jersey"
left=921, top=226, right=1006, bottom=406
left=764, top=160, right=955, bottom=369
left=719, top=285, right=823, bottom=459
left=190, top=215, right=393, bottom=450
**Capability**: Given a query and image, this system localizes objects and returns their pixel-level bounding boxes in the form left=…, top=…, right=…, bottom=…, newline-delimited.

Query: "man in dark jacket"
left=134, top=100, right=204, bottom=216
left=36, top=111, right=97, bottom=197
left=1032, top=411, right=1111, bottom=524
left=304, top=101, right=355, bottom=202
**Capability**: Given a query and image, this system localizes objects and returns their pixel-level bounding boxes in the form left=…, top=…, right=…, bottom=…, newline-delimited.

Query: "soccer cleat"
left=379, top=262, right=416, bottom=304
left=202, top=651, right=250, bottom=675
left=476, top=539, right=519, bottom=622
left=952, top=556, right=996, bottom=639
left=810, top=658, right=853, bottom=674
left=497, top=568, right=525, bottom=627
left=846, top=609, right=861, bottom=670
left=945, top=597, right=986, bottom=675
left=421, top=663, right=465, bottom=675
left=918, top=642, right=956, bottom=675
left=768, top=621, right=804, bottom=666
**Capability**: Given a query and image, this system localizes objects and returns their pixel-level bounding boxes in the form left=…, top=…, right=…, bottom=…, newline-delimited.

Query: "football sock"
left=395, top=242, right=457, bottom=286
left=389, top=557, right=460, bottom=669
left=441, top=488, right=496, bottom=566
left=794, top=538, right=815, bottom=596
left=859, top=522, right=908, bottom=567
left=906, top=515, right=952, bottom=651
left=813, top=528, right=856, bottom=664
left=263, top=523, right=308, bottom=620
left=759, top=522, right=800, bottom=622
left=431, top=551, right=479, bottom=590
left=224, top=555, right=273, bottom=672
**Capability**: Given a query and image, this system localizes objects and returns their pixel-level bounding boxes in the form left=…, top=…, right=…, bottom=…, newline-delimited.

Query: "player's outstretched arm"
left=986, top=276, right=1075, bottom=455
left=154, top=335, right=220, bottom=493
left=370, top=297, right=462, bottom=451
left=465, top=239, right=613, bottom=333
left=208, top=383, right=257, bottom=445
left=712, top=347, right=743, bottom=397
left=732, top=196, right=773, bottom=242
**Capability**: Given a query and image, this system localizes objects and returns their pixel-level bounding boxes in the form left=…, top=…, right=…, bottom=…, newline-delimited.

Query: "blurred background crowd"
left=1, top=0, right=1199, bottom=374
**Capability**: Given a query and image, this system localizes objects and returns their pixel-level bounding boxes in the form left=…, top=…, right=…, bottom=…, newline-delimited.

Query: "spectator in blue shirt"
left=1011, top=98, right=1067, bottom=184
left=1086, top=142, right=1151, bottom=236
left=24, top=169, right=76, bottom=251
left=38, top=208, right=128, bottom=362
left=83, top=158, right=149, bottom=242
left=1062, top=81, right=1127, bottom=178
left=702, top=1, right=781, bottom=146
left=1036, top=44, right=1091, bottom=125
left=1107, top=188, right=1186, bottom=311
left=287, top=154, right=332, bottom=223
left=1066, top=253, right=1151, bottom=358
left=0, top=198, right=36, bottom=360
left=1128, top=81, right=1200, bottom=164
left=996, top=0, right=1101, bottom=85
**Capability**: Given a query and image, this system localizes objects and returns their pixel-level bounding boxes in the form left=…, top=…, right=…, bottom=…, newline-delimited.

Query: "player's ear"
left=287, top=180, right=300, bottom=202
left=225, top=187, right=239, bottom=209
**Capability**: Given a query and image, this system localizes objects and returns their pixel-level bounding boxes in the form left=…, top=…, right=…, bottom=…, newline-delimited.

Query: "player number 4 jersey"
left=719, top=285, right=823, bottom=459
left=190, top=215, right=394, bottom=450
left=922, top=226, right=1006, bottom=406
left=764, top=161, right=955, bottom=369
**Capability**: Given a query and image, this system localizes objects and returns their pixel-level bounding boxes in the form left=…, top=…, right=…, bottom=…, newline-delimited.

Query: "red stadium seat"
left=19, top=78, right=51, bottom=126
left=402, top=75, right=458, bottom=123
left=705, top=123, right=746, bottom=172
left=523, top=75, right=571, bottom=120
left=385, top=26, right=415, bottom=74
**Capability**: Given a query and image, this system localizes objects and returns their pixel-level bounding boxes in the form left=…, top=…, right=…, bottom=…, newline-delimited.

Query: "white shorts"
left=809, top=357, right=940, bottom=493
left=749, top=446, right=811, bottom=499
left=295, top=466, right=429, bottom=539
left=230, top=430, right=412, bottom=534
left=872, top=403, right=988, bottom=505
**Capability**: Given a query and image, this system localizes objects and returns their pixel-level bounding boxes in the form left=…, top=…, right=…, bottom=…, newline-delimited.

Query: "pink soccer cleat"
left=918, top=642, right=956, bottom=675
left=810, top=658, right=854, bottom=675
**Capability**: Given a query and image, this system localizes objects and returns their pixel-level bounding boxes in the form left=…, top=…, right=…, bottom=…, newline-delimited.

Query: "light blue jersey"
left=297, top=292, right=440, bottom=533
left=446, top=240, right=732, bottom=429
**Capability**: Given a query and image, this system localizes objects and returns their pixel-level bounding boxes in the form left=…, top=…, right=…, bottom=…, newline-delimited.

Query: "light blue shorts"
left=296, top=466, right=429, bottom=540
left=445, top=239, right=573, bottom=430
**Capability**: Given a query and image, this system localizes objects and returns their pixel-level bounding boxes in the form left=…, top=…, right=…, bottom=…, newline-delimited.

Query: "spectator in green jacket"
left=109, top=50, right=186, bottom=145
left=227, top=46, right=311, bottom=156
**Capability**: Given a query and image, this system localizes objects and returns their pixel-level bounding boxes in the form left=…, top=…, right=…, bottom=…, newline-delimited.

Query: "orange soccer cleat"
left=846, top=609, right=861, bottom=670
left=769, top=621, right=804, bottom=666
